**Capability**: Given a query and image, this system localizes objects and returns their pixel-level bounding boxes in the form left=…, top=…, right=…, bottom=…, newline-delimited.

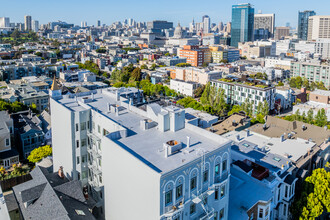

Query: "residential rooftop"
left=55, top=88, right=230, bottom=174
left=311, top=89, right=330, bottom=97
left=229, top=167, right=273, bottom=220
left=223, top=128, right=315, bottom=162
left=249, top=116, right=330, bottom=146
left=13, top=166, right=96, bottom=220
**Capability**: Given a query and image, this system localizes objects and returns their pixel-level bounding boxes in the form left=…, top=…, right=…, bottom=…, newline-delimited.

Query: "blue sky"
left=1, top=0, right=330, bottom=27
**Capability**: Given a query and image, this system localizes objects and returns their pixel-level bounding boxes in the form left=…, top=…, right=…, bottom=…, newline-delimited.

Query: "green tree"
left=96, top=48, right=107, bottom=53
left=30, top=103, right=38, bottom=113
left=314, top=109, right=327, bottom=127
left=277, top=81, right=284, bottom=86
left=262, top=100, right=269, bottom=116
left=27, top=145, right=52, bottom=163
left=175, top=63, right=191, bottom=67
left=129, top=67, right=141, bottom=82
left=141, top=64, right=148, bottom=70
left=307, top=109, right=314, bottom=124
left=291, top=167, right=330, bottom=220
left=150, top=63, right=157, bottom=71
left=193, top=85, right=205, bottom=98
left=257, top=101, right=263, bottom=115
left=228, top=105, right=241, bottom=116
left=11, top=29, right=20, bottom=39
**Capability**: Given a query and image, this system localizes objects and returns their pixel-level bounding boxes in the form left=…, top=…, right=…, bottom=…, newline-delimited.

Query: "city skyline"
left=1, top=0, right=330, bottom=28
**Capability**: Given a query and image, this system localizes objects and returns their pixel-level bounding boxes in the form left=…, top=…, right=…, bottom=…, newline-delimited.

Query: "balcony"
left=88, top=163, right=102, bottom=175
left=88, top=178, right=101, bottom=189
left=87, top=131, right=101, bottom=142
left=213, top=172, right=229, bottom=187
left=162, top=198, right=184, bottom=218
left=87, top=146, right=101, bottom=158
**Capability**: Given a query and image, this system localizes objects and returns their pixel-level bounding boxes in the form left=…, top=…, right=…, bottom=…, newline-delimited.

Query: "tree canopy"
left=290, top=165, right=330, bottom=220
left=27, top=145, right=52, bottom=163
left=0, top=99, right=28, bottom=113
left=175, top=63, right=192, bottom=67
left=289, top=76, right=328, bottom=91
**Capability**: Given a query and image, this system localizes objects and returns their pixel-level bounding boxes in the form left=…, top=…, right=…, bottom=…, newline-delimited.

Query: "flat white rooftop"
left=56, top=89, right=230, bottom=174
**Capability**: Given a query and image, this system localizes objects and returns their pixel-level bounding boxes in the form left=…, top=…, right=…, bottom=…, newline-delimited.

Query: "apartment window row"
left=75, top=121, right=90, bottom=132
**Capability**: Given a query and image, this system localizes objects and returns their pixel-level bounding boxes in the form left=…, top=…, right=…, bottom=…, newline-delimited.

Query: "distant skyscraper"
left=24, top=15, right=32, bottom=31
left=97, top=20, right=101, bottom=27
left=0, top=17, right=10, bottom=28
left=231, top=3, right=255, bottom=47
left=226, top=22, right=232, bottom=34
left=298, top=10, right=316, bottom=40
left=202, top=15, right=210, bottom=33
left=275, top=26, right=290, bottom=40
left=218, top=22, right=224, bottom=32
left=128, top=18, right=134, bottom=27
left=17, top=23, right=25, bottom=31
left=81, top=21, right=87, bottom=27
left=286, top=22, right=290, bottom=27
left=308, top=15, right=330, bottom=41
left=32, top=20, right=39, bottom=32
left=189, top=18, right=195, bottom=32
left=254, top=13, right=275, bottom=40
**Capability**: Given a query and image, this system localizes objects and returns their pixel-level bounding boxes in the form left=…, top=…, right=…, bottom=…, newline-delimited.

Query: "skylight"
left=273, top=157, right=281, bottom=162
left=75, top=210, right=86, bottom=216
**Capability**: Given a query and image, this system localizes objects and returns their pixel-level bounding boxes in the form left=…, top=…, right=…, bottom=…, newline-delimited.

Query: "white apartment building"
left=308, top=16, right=330, bottom=41
left=265, top=56, right=295, bottom=70
left=170, top=79, right=199, bottom=97
left=315, top=38, right=330, bottom=59
left=50, top=84, right=232, bottom=220
left=275, top=40, right=291, bottom=56
left=211, top=76, right=276, bottom=113
left=293, top=41, right=315, bottom=53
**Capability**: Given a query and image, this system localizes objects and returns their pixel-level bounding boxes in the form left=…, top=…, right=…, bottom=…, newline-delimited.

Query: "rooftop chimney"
left=164, top=143, right=168, bottom=158
left=187, top=136, right=190, bottom=148
left=115, top=106, right=119, bottom=117
left=58, top=166, right=64, bottom=179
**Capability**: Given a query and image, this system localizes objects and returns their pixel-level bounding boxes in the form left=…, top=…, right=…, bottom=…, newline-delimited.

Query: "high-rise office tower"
left=202, top=15, right=211, bottom=33
left=308, top=15, right=330, bottom=41
left=298, top=10, right=316, bottom=40
left=231, top=3, right=255, bottom=47
left=32, top=20, right=39, bottom=32
left=218, top=22, right=224, bottom=32
left=97, top=20, right=101, bottom=27
left=128, top=18, right=134, bottom=27
left=24, top=15, right=32, bottom=31
left=226, top=22, right=232, bottom=34
left=254, top=13, right=275, bottom=40
left=81, top=21, right=87, bottom=27
left=0, top=17, right=10, bottom=28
